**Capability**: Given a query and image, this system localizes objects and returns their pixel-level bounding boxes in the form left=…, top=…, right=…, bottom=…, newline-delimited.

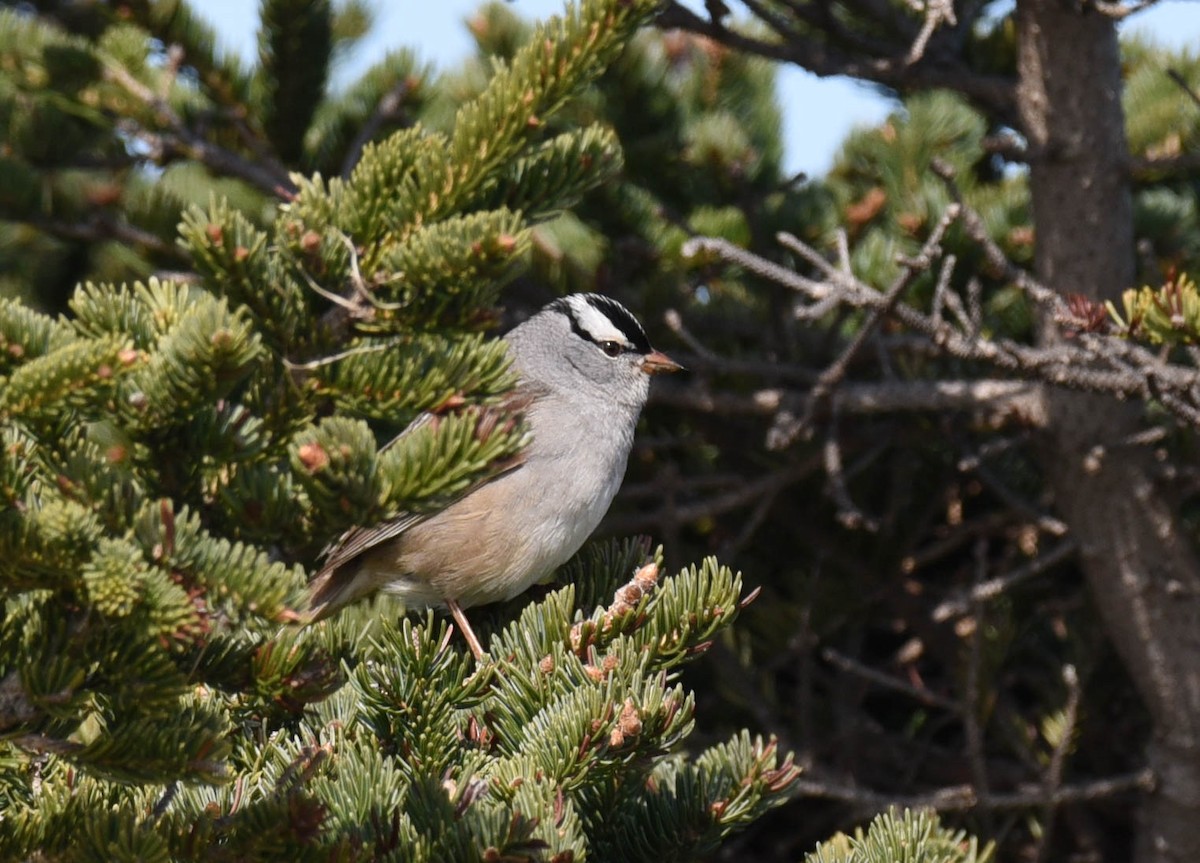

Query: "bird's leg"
left=446, top=598, right=486, bottom=660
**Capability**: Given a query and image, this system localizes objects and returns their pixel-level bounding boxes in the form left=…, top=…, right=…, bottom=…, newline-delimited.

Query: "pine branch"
left=256, top=0, right=333, bottom=164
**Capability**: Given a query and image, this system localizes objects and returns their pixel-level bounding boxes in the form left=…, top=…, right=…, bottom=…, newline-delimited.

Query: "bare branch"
left=1087, top=0, right=1162, bottom=19
left=964, top=539, right=992, bottom=804
left=29, top=215, right=188, bottom=263
left=821, top=404, right=880, bottom=531
left=11, top=733, right=82, bottom=758
left=652, top=379, right=1048, bottom=426
left=791, top=767, right=1155, bottom=812
left=967, top=457, right=1068, bottom=537
left=795, top=202, right=963, bottom=439
left=603, top=456, right=820, bottom=535
left=1130, top=151, right=1200, bottom=179
left=341, top=80, right=415, bottom=179
left=822, top=646, right=962, bottom=712
left=663, top=308, right=818, bottom=383
left=1166, top=67, right=1200, bottom=113
left=103, top=62, right=296, bottom=197
left=905, top=0, right=957, bottom=64
left=685, top=232, right=1200, bottom=427
left=930, top=158, right=1061, bottom=308
left=684, top=236, right=831, bottom=299
left=932, top=541, right=1079, bottom=622
left=1035, top=664, right=1082, bottom=863
left=931, top=253, right=956, bottom=326
left=655, top=0, right=1015, bottom=119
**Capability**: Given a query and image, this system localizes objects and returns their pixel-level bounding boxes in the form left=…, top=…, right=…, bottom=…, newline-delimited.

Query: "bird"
left=304, top=293, right=682, bottom=658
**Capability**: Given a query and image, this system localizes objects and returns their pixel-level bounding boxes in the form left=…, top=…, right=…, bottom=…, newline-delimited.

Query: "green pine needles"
left=0, top=0, right=800, bottom=857
left=805, top=808, right=995, bottom=863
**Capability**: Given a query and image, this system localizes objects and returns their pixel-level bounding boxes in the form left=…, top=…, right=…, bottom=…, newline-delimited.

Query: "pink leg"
left=446, top=598, right=486, bottom=660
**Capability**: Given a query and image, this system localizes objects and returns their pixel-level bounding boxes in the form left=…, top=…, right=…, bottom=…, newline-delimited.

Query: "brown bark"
left=1016, top=1, right=1200, bottom=859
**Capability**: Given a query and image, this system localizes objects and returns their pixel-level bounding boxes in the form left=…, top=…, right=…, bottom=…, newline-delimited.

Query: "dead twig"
left=602, top=457, right=820, bottom=535
left=791, top=203, right=962, bottom=442
left=1035, top=664, right=1082, bottom=863
left=821, top=404, right=880, bottom=531
left=1087, top=0, right=1161, bottom=19
left=341, top=80, right=415, bottom=179
left=653, top=379, right=1047, bottom=428
left=104, top=62, right=295, bottom=197
left=790, top=767, right=1154, bottom=812
left=904, top=0, right=956, bottom=65
left=822, top=646, right=962, bottom=713
left=685, top=230, right=1200, bottom=427
left=963, top=539, right=992, bottom=818
left=932, top=541, right=1079, bottom=622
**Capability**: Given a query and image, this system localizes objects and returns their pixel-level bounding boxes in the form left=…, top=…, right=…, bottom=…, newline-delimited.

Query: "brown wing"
left=304, top=385, right=541, bottom=620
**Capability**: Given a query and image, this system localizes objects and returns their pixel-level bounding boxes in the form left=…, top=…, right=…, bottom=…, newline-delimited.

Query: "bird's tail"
left=302, top=562, right=364, bottom=624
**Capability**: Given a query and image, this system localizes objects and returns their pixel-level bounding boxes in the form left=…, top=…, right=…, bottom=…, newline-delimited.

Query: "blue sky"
left=196, top=0, right=1200, bottom=176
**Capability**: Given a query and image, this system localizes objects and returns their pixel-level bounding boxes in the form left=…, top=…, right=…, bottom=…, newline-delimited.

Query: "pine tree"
left=0, top=0, right=814, bottom=857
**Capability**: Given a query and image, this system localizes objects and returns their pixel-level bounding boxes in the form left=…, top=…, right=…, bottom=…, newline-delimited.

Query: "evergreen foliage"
left=1107, top=270, right=1200, bottom=344
left=0, top=0, right=802, bottom=857
left=14, top=0, right=1193, bottom=858
left=805, top=809, right=994, bottom=863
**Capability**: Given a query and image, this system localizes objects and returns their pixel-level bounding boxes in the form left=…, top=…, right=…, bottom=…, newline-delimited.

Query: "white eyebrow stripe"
left=568, top=297, right=629, bottom=344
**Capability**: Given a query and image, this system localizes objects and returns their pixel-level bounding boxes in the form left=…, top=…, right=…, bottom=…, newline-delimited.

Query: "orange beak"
left=640, top=350, right=684, bottom=375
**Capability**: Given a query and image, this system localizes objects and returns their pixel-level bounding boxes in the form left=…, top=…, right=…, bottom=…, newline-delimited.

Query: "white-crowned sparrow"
left=306, top=293, right=681, bottom=657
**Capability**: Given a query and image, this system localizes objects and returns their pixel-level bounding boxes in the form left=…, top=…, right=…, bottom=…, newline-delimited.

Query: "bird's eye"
left=600, top=340, right=623, bottom=357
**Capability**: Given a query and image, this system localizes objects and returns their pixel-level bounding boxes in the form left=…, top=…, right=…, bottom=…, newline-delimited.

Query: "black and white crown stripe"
left=548, top=293, right=652, bottom=355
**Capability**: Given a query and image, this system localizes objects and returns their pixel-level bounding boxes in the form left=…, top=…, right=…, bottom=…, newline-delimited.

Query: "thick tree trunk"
left=1016, top=1, right=1200, bottom=859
